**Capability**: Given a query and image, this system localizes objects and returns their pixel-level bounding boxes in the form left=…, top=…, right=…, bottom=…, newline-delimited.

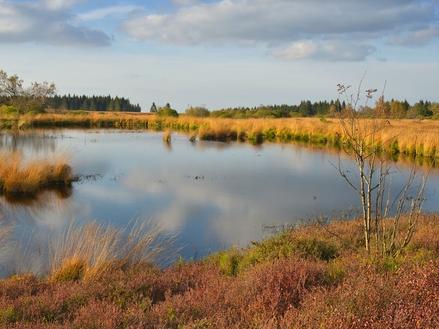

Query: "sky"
left=0, top=0, right=438, bottom=111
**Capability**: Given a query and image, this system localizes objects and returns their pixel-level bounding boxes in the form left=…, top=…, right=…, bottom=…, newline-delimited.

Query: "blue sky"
left=0, top=0, right=438, bottom=110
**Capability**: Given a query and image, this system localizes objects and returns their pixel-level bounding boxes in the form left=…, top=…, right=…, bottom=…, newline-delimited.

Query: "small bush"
left=157, top=107, right=179, bottom=118
left=295, top=238, right=338, bottom=261
left=0, top=306, right=18, bottom=325
left=185, top=107, right=210, bottom=117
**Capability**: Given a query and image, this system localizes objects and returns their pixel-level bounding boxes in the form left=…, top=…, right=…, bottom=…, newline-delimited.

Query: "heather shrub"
left=209, top=233, right=339, bottom=276
left=0, top=217, right=438, bottom=328
left=151, top=258, right=326, bottom=328
left=0, top=275, right=42, bottom=299
left=72, top=299, right=125, bottom=329
left=294, top=237, right=338, bottom=260
left=324, top=259, right=346, bottom=284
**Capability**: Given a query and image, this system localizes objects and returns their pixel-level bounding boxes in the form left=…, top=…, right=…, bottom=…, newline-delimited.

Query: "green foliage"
left=150, top=102, right=158, bottom=113
left=0, top=105, right=17, bottom=115
left=372, top=256, right=403, bottom=273
left=0, top=306, right=18, bottom=324
left=390, top=140, right=400, bottom=156
left=210, top=101, right=344, bottom=118
left=185, top=106, right=210, bottom=117
left=12, top=97, right=47, bottom=114
left=47, top=94, right=141, bottom=112
left=209, top=233, right=339, bottom=276
left=0, top=68, right=55, bottom=114
left=215, top=249, right=243, bottom=276
left=295, top=238, right=339, bottom=261
left=324, top=260, right=346, bottom=284
left=157, top=107, right=179, bottom=117
left=204, top=99, right=437, bottom=119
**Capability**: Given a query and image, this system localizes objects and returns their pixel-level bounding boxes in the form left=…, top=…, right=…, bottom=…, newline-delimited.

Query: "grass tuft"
left=0, top=152, right=74, bottom=198
left=49, top=220, right=171, bottom=281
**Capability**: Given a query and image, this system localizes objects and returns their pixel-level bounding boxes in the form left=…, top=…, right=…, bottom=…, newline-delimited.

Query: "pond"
left=0, top=130, right=438, bottom=276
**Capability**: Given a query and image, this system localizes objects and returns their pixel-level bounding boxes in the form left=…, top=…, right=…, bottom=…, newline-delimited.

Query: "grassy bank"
left=0, top=152, right=73, bottom=198
left=1, top=112, right=438, bottom=161
left=0, top=214, right=438, bottom=328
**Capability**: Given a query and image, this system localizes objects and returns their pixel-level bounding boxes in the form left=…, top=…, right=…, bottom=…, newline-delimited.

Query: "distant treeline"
left=184, top=99, right=439, bottom=119
left=211, top=101, right=344, bottom=118
left=47, top=95, right=141, bottom=112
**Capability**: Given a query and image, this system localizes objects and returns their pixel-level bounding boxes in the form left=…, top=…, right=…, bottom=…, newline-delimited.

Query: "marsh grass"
left=2, top=112, right=438, bottom=161
left=0, top=152, right=73, bottom=198
left=49, top=219, right=172, bottom=281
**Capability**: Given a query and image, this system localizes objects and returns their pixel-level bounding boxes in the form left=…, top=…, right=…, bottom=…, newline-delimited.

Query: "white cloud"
left=123, top=0, right=437, bottom=61
left=272, top=40, right=376, bottom=62
left=78, top=5, right=140, bottom=21
left=172, top=0, right=200, bottom=6
left=391, top=26, right=439, bottom=47
left=0, top=1, right=110, bottom=47
left=44, top=0, right=85, bottom=10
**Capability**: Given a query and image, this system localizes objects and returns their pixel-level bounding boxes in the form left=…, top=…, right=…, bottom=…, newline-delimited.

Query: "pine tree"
left=150, top=102, right=158, bottom=113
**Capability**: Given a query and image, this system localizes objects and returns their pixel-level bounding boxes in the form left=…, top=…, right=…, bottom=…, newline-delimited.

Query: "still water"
left=0, top=130, right=438, bottom=275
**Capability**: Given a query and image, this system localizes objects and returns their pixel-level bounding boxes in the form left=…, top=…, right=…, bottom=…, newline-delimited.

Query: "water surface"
left=0, top=130, right=438, bottom=275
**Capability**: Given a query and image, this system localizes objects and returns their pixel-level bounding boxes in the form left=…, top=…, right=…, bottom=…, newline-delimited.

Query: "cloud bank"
left=123, top=0, right=439, bottom=61
left=0, top=0, right=111, bottom=47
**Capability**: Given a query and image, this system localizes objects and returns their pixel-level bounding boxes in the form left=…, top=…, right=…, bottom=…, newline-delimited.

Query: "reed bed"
left=1, top=112, right=439, bottom=160
left=0, top=152, right=73, bottom=197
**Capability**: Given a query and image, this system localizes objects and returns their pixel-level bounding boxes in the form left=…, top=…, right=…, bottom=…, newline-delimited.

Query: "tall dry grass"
left=0, top=152, right=73, bottom=197
left=2, top=112, right=438, bottom=160
left=49, top=219, right=171, bottom=281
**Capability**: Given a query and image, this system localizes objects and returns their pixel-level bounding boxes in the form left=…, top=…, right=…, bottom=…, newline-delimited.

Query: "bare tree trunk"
left=335, top=82, right=428, bottom=256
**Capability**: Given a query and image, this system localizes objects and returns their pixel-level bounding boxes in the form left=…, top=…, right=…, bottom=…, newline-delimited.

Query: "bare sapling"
left=334, top=79, right=428, bottom=256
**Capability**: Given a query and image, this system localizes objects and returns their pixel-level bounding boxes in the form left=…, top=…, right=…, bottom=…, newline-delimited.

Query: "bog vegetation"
left=1, top=68, right=438, bottom=328
left=1, top=112, right=438, bottom=162
left=0, top=152, right=73, bottom=198
left=0, top=215, right=438, bottom=328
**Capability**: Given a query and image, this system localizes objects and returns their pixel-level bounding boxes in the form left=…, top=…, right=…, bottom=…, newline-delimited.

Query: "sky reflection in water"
left=0, top=130, right=438, bottom=275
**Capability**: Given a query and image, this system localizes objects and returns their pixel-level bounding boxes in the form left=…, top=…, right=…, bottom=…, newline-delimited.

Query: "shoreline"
left=1, top=113, right=438, bottom=163
left=0, top=214, right=438, bottom=328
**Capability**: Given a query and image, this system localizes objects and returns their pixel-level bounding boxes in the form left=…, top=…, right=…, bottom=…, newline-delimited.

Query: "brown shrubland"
left=0, top=214, right=438, bottom=328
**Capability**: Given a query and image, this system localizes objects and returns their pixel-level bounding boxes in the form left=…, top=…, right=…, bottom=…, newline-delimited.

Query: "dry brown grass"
left=49, top=220, right=171, bottom=281
left=2, top=112, right=438, bottom=160
left=0, top=152, right=73, bottom=197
